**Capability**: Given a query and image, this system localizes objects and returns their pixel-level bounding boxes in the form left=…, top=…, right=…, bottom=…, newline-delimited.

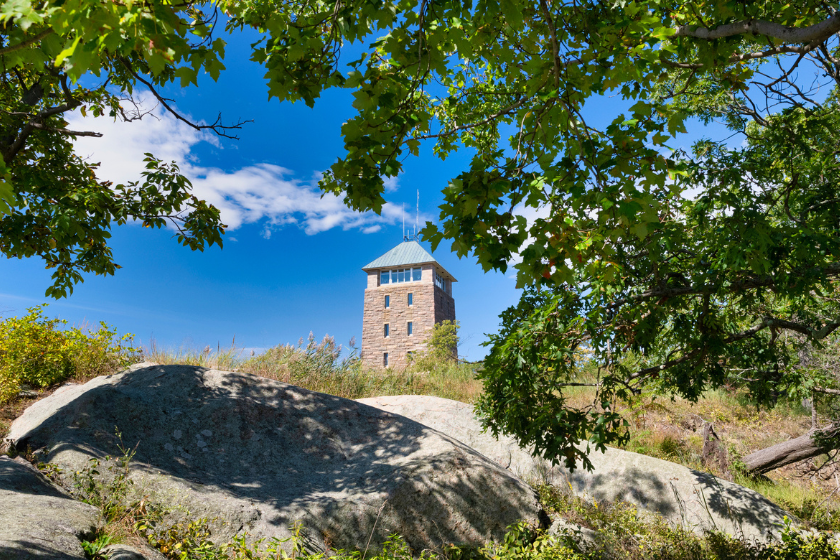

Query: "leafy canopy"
left=224, top=0, right=840, bottom=469
left=1, top=0, right=234, bottom=297
left=5, top=0, right=840, bottom=468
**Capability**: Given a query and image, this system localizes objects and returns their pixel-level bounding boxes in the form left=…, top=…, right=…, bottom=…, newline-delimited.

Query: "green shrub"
left=80, top=533, right=113, bottom=560
left=142, top=517, right=583, bottom=560
left=412, top=320, right=460, bottom=369
left=0, top=304, right=137, bottom=403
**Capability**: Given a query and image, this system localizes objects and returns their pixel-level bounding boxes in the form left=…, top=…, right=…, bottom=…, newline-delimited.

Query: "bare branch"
left=119, top=58, right=250, bottom=140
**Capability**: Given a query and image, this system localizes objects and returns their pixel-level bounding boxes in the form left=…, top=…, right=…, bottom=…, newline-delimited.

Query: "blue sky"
left=0, top=22, right=741, bottom=361
left=0, top=25, right=528, bottom=360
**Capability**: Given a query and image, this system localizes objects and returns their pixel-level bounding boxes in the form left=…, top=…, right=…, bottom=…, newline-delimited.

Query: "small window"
left=380, top=271, right=390, bottom=285
left=407, top=293, right=413, bottom=306
left=407, top=321, right=413, bottom=335
left=385, top=295, right=390, bottom=308
left=384, top=324, right=390, bottom=337
left=412, top=267, right=422, bottom=281
left=435, top=270, right=447, bottom=291
left=407, top=351, right=414, bottom=362
left=383, top=353, right=389, bottom=367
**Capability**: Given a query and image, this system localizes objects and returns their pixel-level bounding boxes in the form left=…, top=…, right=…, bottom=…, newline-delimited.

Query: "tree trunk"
left=701, top=422, right=730, bottom=477
left=742, top=428, right=828, bottom=474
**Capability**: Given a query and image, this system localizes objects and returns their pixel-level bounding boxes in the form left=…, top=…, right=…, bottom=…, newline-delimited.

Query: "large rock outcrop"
left=358, top=395, right=793, bottom=542
left=5, top=365, right=542, bottom=554
left=0, top=455, right=102, bottom=559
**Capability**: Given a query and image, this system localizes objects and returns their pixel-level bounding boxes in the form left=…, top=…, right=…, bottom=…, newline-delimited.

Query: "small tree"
left=412, top=320, right=460, bottom=371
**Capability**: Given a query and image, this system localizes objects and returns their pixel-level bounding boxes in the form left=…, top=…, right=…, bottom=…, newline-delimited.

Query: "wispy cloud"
left=67, top=99, right=424, bottom=236
left=508, top=203, right=552, bottom=270
left=383, top=175, right=400, bottom=192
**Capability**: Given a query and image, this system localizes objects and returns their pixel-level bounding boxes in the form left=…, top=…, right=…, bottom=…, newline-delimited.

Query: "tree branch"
left=674, top=13, right=840, bottom=43
left=742, top=425, right=834, bottom=474
left=538, top=0, right=560, bottom=91
left=766, top=318, right=840, bottom=340
left=0, top=29, right=54, bottom=57
left=610, top=262, right=840, bottom=308
left=119, top=58, right=250, bottom=140
left=625, top=316, right=837, bottom=383
left=29, top=123, right=103, bottom=137
left=411, top=96, right=529, bottom=141
left=663, top=44, right=821, bottom=70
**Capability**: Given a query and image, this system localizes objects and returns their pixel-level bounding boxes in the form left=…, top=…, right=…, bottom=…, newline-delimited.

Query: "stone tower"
left=361, top=240, right=457, bottom=369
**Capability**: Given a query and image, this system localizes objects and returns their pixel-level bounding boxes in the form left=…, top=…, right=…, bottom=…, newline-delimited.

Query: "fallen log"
left=743, top=425, right=837, bottom=474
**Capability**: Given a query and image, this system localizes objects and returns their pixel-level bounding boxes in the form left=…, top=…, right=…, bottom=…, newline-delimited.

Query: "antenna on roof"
left=415, top=190, right=419, bottom=240
left=402, top=203, right=405, bottom=240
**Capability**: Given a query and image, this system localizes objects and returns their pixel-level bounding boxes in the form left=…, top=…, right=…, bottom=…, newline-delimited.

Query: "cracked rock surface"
left=357, top=395, right=793, bottom=542
left=0, top=455, right=101, bottom=559
left=6, top=365, right=542, bottom=554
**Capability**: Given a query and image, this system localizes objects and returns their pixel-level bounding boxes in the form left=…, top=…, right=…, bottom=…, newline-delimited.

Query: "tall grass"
left=141, top=337, right=244, bottom=372
left=143, top=333, right=483, bottom=403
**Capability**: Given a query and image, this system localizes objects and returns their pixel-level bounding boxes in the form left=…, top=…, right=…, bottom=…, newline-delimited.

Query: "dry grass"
left=142, top=334, right=484, bottom=403
left=561, top=378, right=840, bottom=530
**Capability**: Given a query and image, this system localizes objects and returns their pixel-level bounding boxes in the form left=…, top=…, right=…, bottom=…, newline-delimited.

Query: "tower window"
left=385, top=267, right=422, bottom=284
left=434, top=270, right=447, bottom=290
left=407, top=293, right=413, bottom=306
left=384, top=323, right=390, bottom=337
left=385, top=295, right=390, bottom=308
left=384, top=353, right=389, bottom=367
left=407, top=322, right=413, bottom=335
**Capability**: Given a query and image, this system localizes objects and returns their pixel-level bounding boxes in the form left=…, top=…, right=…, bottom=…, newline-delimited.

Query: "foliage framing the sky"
left=1, top=0, right=229, bottom=297
left=4, top=0, right=840, bottom=467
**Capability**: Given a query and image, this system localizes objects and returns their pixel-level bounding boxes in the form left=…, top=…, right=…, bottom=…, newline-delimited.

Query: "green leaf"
left=54, top=34, right=81, bottom=67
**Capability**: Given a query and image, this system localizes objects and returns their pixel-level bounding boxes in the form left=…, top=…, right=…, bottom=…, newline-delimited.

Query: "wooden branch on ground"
left=742, top=425, right=837, bottom=474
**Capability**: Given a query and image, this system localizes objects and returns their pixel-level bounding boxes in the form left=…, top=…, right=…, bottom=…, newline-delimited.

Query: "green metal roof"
left=362, top=240, right=457, bottom=281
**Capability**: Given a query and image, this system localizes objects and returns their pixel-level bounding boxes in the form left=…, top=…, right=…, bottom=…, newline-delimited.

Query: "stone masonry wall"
left=361, top=264, right=456, bottom=369
left=434, top=286, right=456, bottom=325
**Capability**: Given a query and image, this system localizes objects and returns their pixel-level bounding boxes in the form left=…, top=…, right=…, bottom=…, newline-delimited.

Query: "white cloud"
left=66, top=99, right=421, bottom=236
left=383, top=175, right=400, bottom=192
left=507, top=203, right=552, bottom=269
